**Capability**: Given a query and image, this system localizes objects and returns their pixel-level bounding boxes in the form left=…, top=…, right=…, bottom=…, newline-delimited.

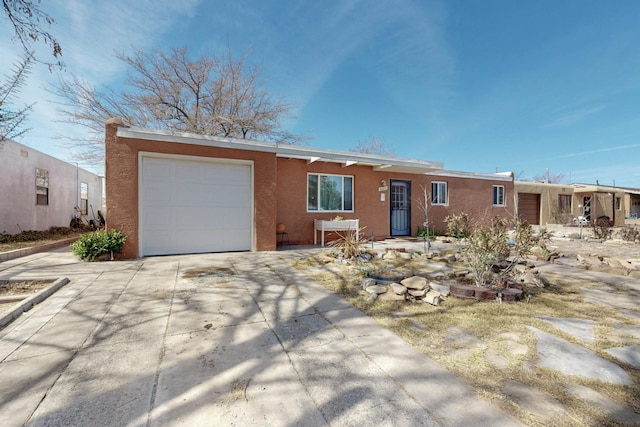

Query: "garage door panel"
left=140, top=156, right=252, bottom=256
left=518, top=193, right=540, bottom=225
left=202, top=163, right=246, bottom=181
left=144, top=208, right=176, bottom=228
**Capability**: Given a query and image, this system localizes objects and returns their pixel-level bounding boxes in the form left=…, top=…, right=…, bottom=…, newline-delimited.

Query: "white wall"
left=0, top=140, right=103, bottom=234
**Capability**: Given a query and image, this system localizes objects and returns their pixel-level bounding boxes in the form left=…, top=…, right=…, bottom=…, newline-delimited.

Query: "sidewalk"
left=0, top=247, right=521, bottom=426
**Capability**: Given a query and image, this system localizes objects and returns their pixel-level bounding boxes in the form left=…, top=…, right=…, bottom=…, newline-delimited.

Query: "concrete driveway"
left=0, top=247, right=520, bottom=426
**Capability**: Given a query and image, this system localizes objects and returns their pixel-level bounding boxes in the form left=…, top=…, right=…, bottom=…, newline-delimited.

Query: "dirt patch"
left=0, top=280, right=52, bottom=297
left=0, top=280, right=54, bottom=316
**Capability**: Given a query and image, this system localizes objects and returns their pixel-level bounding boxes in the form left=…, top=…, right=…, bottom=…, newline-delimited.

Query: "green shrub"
left=71, top=229, right=126, bottom=261
left=417, top=226, right=437, bottom=238
left=444, top=212, right=472, bottom=238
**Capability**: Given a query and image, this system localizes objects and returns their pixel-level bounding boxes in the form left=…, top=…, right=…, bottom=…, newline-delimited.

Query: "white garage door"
left=140, top=155, right=253, bottom=256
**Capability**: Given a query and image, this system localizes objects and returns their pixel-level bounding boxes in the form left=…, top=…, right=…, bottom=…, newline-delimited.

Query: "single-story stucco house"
left=0, top=139, right=104, bottom=235
left=514, top=181, right=631, bottom=227
left=105, top=118, right=515, bottom=258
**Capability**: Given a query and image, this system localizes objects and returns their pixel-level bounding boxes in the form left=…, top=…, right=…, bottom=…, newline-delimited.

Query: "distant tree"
left=2, top=0, right=63, bottom=68
left=53, top=47, right=302, bottom=165
left=0, top=55, right=33, bottom=143
left=350, top=136, right=395, bottom=157
left=533, top=171, right=565, bottom=184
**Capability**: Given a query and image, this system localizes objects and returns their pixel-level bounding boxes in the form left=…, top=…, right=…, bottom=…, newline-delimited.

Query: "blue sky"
left=2, top=0, right=640, bottom=187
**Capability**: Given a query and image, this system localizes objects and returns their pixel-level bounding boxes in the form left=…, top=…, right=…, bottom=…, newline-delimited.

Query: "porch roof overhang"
left=571, top=184, right=626, bottom=194
left=117, top=126, right=444, bottom=174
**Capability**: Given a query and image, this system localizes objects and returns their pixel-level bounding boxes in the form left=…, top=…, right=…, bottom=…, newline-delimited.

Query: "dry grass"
left=296, top=256, right=640, bottom=426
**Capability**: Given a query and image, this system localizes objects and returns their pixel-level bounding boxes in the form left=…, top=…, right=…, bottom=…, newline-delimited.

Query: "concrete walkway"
left=0, top=247, right=521, bottom=427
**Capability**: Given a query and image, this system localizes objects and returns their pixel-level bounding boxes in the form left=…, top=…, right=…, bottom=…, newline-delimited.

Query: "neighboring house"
left=514, top=181, right=629, bottom=227
left=571, top=183, right=626, bottom=226
left=623, top=188, right=640, bottom=220
left=105, top=118, right=514, bottom=258
left=0, top=139, right=104, bottom=235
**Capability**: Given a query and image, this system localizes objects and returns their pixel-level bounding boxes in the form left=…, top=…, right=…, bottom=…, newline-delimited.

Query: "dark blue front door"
left=390, top=180, right=411, bottom=236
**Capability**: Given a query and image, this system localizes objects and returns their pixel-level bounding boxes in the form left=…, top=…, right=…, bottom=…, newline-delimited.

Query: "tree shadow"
left=0, top=251, right=447, bottom=426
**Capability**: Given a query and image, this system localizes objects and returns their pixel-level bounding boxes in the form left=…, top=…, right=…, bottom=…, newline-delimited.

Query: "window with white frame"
left=431, top=181, right=447, bottom=205
left=35, top=168, right=49, bottom=205
left=307, top=173, right=353, bottom=212
left=493, top=185, right=505, bottom=206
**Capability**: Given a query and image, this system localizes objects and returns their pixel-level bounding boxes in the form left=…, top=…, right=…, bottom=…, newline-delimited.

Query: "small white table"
left=314, top=219, right=359, bottom=246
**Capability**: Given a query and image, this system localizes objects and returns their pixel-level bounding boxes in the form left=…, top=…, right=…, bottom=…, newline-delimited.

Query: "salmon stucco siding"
left=105, top=119, right=515, bottom=257
left=105, top=118, right=277, bottom=258
left=276, top=161, right=514, bottom=244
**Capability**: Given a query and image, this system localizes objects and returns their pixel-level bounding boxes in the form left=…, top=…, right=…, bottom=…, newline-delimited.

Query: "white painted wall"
left=0, top=140, right=103, bottom=235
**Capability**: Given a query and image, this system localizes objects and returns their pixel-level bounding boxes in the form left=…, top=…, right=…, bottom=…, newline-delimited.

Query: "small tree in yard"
left=462, top=216, right=545, bottom=287
left=444, top=212, right=472, bottom=239
left=464, top=217, right=509, bottom=287
left=415, top=185, right=432, bottom=251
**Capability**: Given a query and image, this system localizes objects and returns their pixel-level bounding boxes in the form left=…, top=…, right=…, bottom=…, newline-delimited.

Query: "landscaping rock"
left=408, top=289, right=427, bottom=298
left=401, top=276, right=428, bottom=290
left=537, top=317, right=595, bottom=344
left=318, top=253, right=334, bottom=264
left=453, top=269, right=470, bottom=277
left=428, top=281, right=450, bottom=297
left=485, top=348, right=509, bottom=369
left=366, top=285, right=388, bottom=295
left=603, top=345, right=640, bottom=368
left=603, top=257, right=623, bottom=269
left=553, top=257, right=584, bottom=268
left=629, top=270, right=640, bottom=279
left=379, top=291, right=406, bottom=302
left=424, top=290, right=441, bottom=305
left=358, top=253, right=374, bottom=262
left=502, top=381, right=565, bottom=424
left=526, top=326, right=633, bottom=385
left=567, top=383, right=640, bottom=425
left=418, top=271, right=446, bottom=280
left=382, top=250, right=398, bottom=260
left=445, top=327, right=482, bottom=351
left=390, top=283, right=407, bottom=295
left=361, top=278, right=377, bottom=290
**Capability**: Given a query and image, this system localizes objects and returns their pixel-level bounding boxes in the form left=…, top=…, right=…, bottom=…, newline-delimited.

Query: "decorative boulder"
left=382, top=251, right=398, bottom=260
left=390, top=283, right=408, bottom=295
left=361, top=278, right=377, bottom=290
left=366, top=285, right=388, bottom=295
left=428, top=282, right=451, bottom=297
left=408, top=289, right=427, bottom=297
left=401, top=276, right=428, bottom=290
left=424, top=290, right=442, bottom=305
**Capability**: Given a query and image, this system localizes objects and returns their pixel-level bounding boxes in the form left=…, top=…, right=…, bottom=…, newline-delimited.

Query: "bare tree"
left=0, top=55, right=33, bottom=143
left=350, top=136, right=395, bottom=157
left=54, top=47, right=302, bottom=165
left=533, top=170, right=565, bottom=184
left=1, top=1, right=61, bottom=143
left=2, top=0, right=62, bottom=69
left=414, top=184, right=432, bottom=251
